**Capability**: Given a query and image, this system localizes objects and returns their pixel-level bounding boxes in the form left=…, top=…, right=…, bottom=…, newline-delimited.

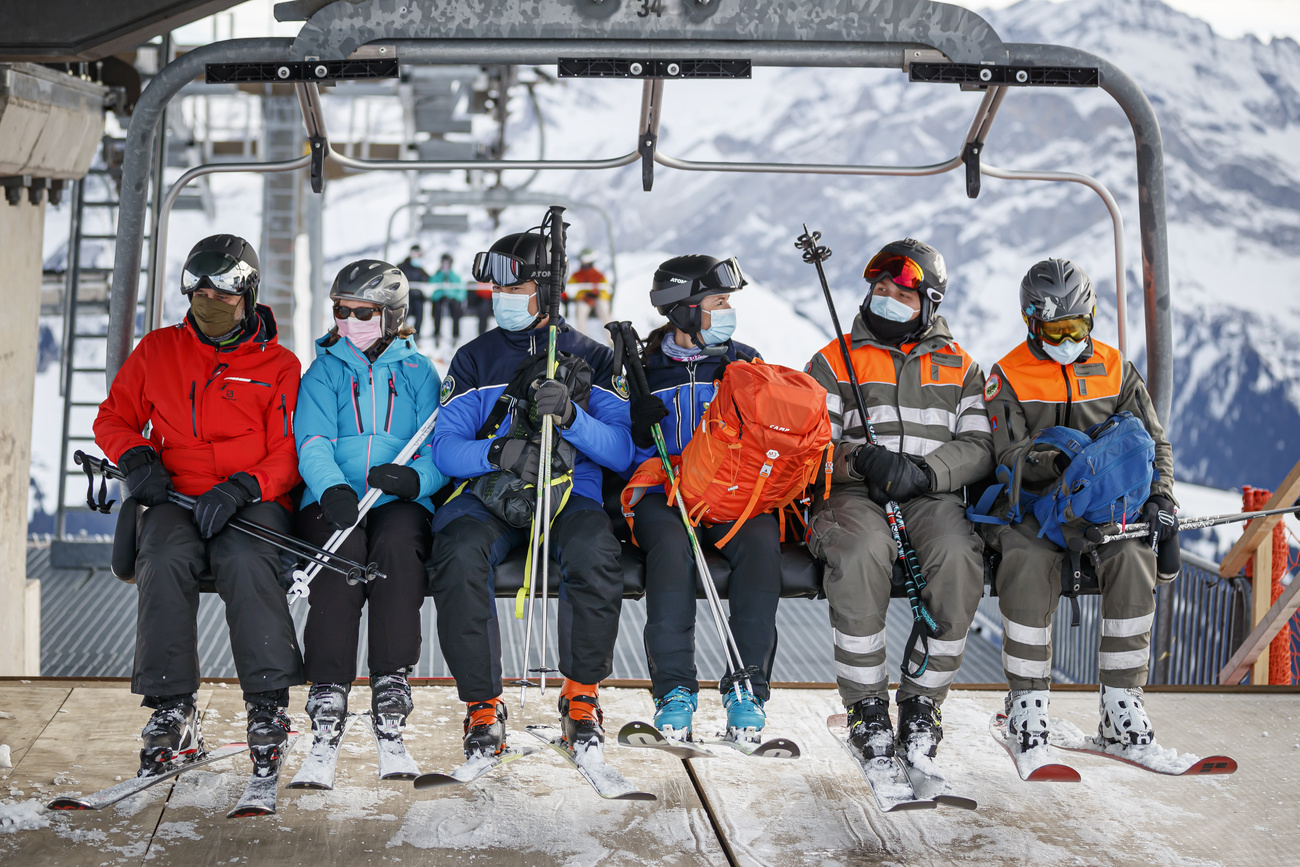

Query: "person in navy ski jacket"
left=429, top=227, right=632, bottom=761
left=294, top=260, right=448, bottom=741
left=621, top=255, right=781, bottom=742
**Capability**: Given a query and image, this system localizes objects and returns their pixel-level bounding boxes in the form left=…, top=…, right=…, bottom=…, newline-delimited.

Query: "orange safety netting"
left=1242, top=487, right=1293, bottom=685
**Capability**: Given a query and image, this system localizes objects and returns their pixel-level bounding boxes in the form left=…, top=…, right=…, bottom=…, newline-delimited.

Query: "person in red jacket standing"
left=94, top=234, right=305, bottom=777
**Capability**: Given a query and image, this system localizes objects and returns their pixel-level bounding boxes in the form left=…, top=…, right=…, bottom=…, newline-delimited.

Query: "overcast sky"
left=178, top=0, right=1300, bottom=44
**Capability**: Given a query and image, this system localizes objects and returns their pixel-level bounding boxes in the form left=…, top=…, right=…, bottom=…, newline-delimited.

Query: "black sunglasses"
left=333, top=304, right=380, bottom=321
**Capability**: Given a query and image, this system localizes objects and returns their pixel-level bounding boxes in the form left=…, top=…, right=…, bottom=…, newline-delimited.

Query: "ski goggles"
left=1033, top=314, right=1093, bottom=345
left=863, top=252, right=942, bottom=302
left=333, top=304, right=381, bottom=321
left=698, top=256, right=746, bottom=291
left=472, top=250, right=543, bottom=288
left=181, top=251, right=257, bottom=296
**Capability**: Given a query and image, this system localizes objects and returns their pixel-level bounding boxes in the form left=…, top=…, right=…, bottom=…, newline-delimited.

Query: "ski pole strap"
left=514, top=474, right=573, bottom=618
left=902, top=622, right=931, bottom=679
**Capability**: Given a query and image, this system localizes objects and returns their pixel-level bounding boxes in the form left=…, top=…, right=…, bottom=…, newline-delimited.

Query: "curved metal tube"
left=981, top=163, right=1128, bottom=360
left=328, top=149, right=639, bottom=173
left=653, top=150, right=964, bottom=178
left=149, top=156, right=312, bottom=331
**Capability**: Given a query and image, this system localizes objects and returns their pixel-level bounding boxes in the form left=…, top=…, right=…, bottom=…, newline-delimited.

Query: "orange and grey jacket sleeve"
left=807, top=351, right=864, bottom=485
left=1119, top=361, right=1176, bottom=503
left=986, top=365, right=1056, bottom=488
left=919, top=360, right=995, bottom=492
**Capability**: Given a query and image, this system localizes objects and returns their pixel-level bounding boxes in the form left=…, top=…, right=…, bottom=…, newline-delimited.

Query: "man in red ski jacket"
left=94, top=234, right=304, bottom=774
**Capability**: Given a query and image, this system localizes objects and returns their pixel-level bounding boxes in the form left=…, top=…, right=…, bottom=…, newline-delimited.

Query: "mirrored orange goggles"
left=863, top=252, right=926, bottom=291
left=1035, top=315, right=1093, bottom=345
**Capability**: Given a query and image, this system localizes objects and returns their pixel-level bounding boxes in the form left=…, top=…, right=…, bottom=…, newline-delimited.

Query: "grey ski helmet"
left=330, top=259, right=409, bottom=339
left=861, top=238, right=947, bottom=329
left=1020, top=258, right=1097, bottom=338
left=181, top=234, right=261, bottom=328
left=649, top=254, right=746, bottom=347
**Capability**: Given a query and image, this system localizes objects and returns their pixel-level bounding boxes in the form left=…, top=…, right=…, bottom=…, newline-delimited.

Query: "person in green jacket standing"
left=429, top=252, right=466, bottom=346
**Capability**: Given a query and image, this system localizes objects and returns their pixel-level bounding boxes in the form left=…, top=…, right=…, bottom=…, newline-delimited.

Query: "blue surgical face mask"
left=1041, top=337, right=1088, bottom=365
left=869, top=293, right=919, bottom=323
left=698, top=307, right=736, bottom=346
left=492, top=291, right=538, bottom=331
left=410, top=257, right=424, bottom=269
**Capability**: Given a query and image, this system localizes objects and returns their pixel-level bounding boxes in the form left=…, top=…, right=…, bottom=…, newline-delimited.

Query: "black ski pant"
left=294, top=500, right=432, bottom=684
left=632, top=493, right=781, bottom=702
left=431, top=297, right=463, bottom=341
left=427, top=494, right=623, bottom=703
left=407, top=287, right=426, bottom=335
left=469, top=295, right=493, bottom=335
left=132, top=501, right=304, bottom=704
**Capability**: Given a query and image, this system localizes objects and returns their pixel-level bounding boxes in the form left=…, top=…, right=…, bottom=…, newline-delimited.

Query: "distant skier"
left=397, top=244, right=429, bottom=337
left=567, top=248, right=611, bottom=339
left=980, top=258, right=1177, bottom=754
left=93, top=234, right=304, bottom=776
left=293, top=260, right=447, bottom=754
left=619, top=255, right=780, bottom=741
left=428, top=228, right=633, bottom=761
left=428, top=252, right=465, bottom=347
left=805, top=239, right=993, bottom=764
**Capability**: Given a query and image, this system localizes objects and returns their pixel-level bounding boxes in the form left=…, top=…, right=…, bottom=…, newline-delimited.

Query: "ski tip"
left=379, top=771, right=420, bottom=781
left=933, top=795, right=979, bottom=811
left=753, top=738, right=800, bottom=760
left=612, top=791, right=658, bottom=802
left=617, top=721, right=662, bottom=747
left=227, top=805, right=276, bottom=818
left=826, top=713, right=849, bottom=728
left=1025, top=765, right=1082, bottom=783
left=884, top=799, right=938, bottom=813
left=1184, top=756, right=1237, bottom=776
left=46, top=798, right=93, bottom=811
left=412, top=773, right=458, bottom=790
left=284, top=781, right=331, bottom=790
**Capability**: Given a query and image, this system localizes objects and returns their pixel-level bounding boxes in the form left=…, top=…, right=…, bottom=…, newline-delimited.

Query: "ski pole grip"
left=547, top=205, right=566, bottom=323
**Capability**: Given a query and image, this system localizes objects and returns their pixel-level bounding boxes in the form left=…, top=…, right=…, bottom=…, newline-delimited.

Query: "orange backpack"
left=622, top=359, right=833, bottom=548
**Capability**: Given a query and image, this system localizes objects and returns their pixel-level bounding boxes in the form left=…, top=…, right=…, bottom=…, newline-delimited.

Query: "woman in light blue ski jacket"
left=293, top=259, right=448, bottom=733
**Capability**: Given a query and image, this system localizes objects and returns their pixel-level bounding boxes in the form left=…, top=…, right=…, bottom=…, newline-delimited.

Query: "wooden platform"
left=1, top=681, right=1297, bottom=865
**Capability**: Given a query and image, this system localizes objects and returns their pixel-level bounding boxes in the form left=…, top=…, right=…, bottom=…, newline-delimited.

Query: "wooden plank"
left=1219, top=458, right=1300, bottom=577
left=142, top=684, right=723, bottom=866
left=1220, top=567, right=1300, bottom=685
left=1252, top=541, right=1273, bottom=685
left=0, top=685, right=70, bottom=779
left=1, top=684, right=213, bottom=865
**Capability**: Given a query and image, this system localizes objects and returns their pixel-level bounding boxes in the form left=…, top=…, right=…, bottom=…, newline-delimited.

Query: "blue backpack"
left=968, top=412, right=1157, bottom=548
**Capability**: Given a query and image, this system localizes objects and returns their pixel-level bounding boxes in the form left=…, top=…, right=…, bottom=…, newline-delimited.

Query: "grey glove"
left=530, top=379, right=576, bottom=428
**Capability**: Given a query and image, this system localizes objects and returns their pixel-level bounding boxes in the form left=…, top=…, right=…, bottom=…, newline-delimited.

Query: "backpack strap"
left=714, top=448, right=778, bottom=548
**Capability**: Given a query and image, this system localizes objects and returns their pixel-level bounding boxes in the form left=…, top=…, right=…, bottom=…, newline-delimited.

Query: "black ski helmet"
left=649, top=254, right=746, bottom=348
left=861, top=238, right=947, bottom=330
left=330, top=259, right=410, bottom=339
left=475, top=231, right=566, bottom=288
left=181, top=234, right=260, bottom=328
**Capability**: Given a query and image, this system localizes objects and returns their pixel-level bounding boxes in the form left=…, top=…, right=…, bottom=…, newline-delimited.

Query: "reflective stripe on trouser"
left=987, top=515, right=1157, bottom=690
left=809, top=488, right=985, bottom=706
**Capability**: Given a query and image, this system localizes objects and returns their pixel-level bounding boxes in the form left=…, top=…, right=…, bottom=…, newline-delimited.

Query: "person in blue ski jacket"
left=429, top=227, right=633, bottom=762
left=294, top=260, right=448, bottom=743
left=620, top=254, right=781, bottom=742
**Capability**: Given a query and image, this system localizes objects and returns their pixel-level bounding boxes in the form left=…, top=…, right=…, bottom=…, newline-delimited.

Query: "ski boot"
left=895, top=695, right=943, bottom=761
left=305, top=683, right=349, bottom=750
left=653, top=687, right=698, bottom=741
left=1099, top=685, right=1155, bottom=748
left=559, top=680, right=604, bottom=755
left=246, top=700, right=293, bottom=778
left=1006, top=689, right=1052, bottom=751
left=370, top=669, right=414, bottom=743
left=721, top=682, right=766, bottom=744
left=139, top=694, right=202, bottom=776
left=463, top=697, right=507, bottom=759
left=847, top=697, right=895, bottom=760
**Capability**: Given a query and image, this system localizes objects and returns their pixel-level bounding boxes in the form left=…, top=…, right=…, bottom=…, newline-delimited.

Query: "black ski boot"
left=371, top=670, right=414, bottom=742
left=896, top=695, right=943, bottom=761
left=139, top=694, right=202, bottom=776
left=559, top=683, right=605, bottom=754
left=245, top=700, right=292, bottom=778
left=847, top=697, right=895, bottom=760
left=463, top=698, right=507, bottom=759
left=306, top=683, right=349, bottom=748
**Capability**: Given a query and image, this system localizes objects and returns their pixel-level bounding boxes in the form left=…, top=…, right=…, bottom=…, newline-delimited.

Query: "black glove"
left=192, top=472, right=260, bottom=539
left=854, top=444, right=929, bottom=505
left=1142, top=495, right=1179, bottom=544
left=118, top=445, right=172, bottom=507
left=319, top=484, right=360, bottom=532
left=368, top=463, right=421, bottom=501
left=530, top=379, right=576, bottom=428
left=489, top=437, right=542, bottom=485
left=630, top=394, right=669, bottom=449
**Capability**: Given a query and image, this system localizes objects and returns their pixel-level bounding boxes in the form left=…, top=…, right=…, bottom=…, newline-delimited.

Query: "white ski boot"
left=1098, top=685, right=1155, bottom=747
left=1006, top=689, right=1051, bottom=751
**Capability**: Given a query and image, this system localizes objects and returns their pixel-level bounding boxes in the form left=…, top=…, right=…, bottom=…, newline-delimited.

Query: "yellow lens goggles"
left=1035, top=315, right=1093, bottom=346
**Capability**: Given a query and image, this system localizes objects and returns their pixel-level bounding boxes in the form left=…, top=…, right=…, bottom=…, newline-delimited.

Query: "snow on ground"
left=0, top=799, right=49, bottom=834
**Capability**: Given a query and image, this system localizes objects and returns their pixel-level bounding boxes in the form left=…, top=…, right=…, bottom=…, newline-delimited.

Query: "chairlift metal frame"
left=106, top=0, right=1172, bottom=420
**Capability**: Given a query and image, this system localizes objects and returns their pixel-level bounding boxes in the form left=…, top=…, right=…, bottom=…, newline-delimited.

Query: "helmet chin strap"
left=690, top=331, right=728, bottom=357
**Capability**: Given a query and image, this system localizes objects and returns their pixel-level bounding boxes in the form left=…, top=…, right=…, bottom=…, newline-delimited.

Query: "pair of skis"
left=617, top=720, right=801, bottom=760
left=826, top=714, right=977, bottom=813
left=288, top=711, right=421, bottom=790
left=990, top=713, right=1238, bottom=781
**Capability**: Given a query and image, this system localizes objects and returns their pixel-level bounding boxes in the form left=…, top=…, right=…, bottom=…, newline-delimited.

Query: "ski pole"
left=1084, top=504, right=1300, bottom=545
left=794, top=226, right=941, bottom=679
left=285, top=408, right=439, bottom=601
left=74, top=451, right=383, bottom=583
left=607, top=320, right=754, bottom=703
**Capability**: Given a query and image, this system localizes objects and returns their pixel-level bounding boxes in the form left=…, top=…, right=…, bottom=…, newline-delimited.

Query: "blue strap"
left=966, top=482, right=1009, bottom=525
left=1030, top=425, right=1092, bottom=457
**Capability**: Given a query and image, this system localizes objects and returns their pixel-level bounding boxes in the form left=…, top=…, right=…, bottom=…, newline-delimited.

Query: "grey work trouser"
left=809, top=488, right=985, bottom=708
left=986, top=515, right=1157, bottom=690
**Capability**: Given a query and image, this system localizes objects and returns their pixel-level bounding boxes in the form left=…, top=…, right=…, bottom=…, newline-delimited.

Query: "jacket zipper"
left=369, top=369, right=377, bottom=436
left=351, top=378, right=364, bottom=433
left=279, top=394, right=288, bottom=437
left=385, top=374, right=397, bottom=433
left=1058, top=364, right=1074, bottom=427
left=190, top=381, right=197, bottom=437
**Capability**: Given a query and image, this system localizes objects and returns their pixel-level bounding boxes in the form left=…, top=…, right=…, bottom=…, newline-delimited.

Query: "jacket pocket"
left=279, top=394, right=289, bottom=437
left=351, top=378, right=364, bottom=434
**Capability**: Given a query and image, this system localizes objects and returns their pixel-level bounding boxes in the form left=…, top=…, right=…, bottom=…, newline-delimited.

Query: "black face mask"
left=863, top=304, right=921, bottom=345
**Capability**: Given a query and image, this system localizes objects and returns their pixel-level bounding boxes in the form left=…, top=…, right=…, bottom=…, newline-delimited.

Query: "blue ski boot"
left=722, top=682, right=766, bottom=743
left=653, top=687, right=698, bottom=741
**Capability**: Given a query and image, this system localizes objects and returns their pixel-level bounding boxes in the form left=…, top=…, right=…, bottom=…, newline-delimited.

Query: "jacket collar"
left=1023, top=335, right=1097, bottom=364
left=849, top=311, right=954, bottom=357
left=182, top=304, right=278, bottom=353
left=492, top=315, right=571, bottom=351
left=317, top=331, right=419, bottom=370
